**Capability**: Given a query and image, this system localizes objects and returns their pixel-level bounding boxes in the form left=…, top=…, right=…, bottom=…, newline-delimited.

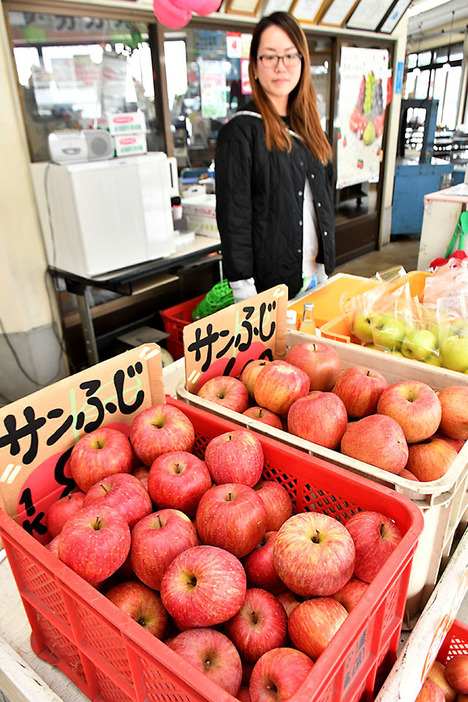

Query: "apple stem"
left=250, top=610, right=259, bottom=624
left=311, top=529, right=321, bottom=543
left=156, top=514, right=163, bottom=528
left=227, top=492, right=233, bottom=501
left=379, top=523, right=386, bottom=537
left=93, top=516, right=103, bottom=530
left=174, top=463, right=182, bottom=474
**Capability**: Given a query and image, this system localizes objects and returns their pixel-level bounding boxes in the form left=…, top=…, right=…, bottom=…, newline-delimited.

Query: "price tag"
left=183, top=285, right=288, bottom=394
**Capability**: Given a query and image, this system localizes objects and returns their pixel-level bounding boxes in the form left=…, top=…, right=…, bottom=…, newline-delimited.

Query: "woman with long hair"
left=215, top=11, right=335, bottom=302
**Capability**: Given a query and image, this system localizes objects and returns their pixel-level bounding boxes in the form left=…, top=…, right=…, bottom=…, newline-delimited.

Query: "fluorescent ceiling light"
left=408, top=0, right=452, bottom=17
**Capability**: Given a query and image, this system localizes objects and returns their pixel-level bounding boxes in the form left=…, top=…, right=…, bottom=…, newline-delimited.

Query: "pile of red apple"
left=44, top=402, right=403, bottom=702
left=417, top=652, right=468, bottom=701
left=197, top=341, right=468, bottom=482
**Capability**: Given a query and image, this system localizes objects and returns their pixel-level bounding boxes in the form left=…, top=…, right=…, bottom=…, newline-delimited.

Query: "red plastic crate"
left=160, top=295, right=204, bottom=359
left=438, top=619, right=468, bottom=662
left=0, top=397, right=423, bottom=702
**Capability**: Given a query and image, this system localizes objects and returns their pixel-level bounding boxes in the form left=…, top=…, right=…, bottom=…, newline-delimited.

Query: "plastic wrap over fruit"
left=337, top=266, right=468, bottom=370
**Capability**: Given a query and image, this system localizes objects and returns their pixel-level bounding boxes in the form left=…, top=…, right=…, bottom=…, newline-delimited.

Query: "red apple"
left=132, top=465, right=150, bottom=490
left=273, top=512, right=355, bottom=597
left=240, top=359, right=271, bottom=399
left=427, top=660, right=456, bottom=702
left=399, top=468, right=420, bottom=481
left=197, top=375, right=249, bottom=413
left=46, top=534, right=60, bottom=557
left=204, top=430, right=264, bottom=487
left=287, top=391, right=348, bottom=450
left=160, top=544, right=247, bottom=628
left=276, top=590, right=300, bottom=617
left=405, top=436, right=458, bottom=481
left=331, top=577, right=368, bottom=612
left=46, top=490, right=85, bottom=538
left=237, top=686, right=251, bottom=702
left=243, top=531, right=285, bottom=594
left=242, top=406, right=283, bottom=430
left=438, top=386, right=468, bottom=440
left=377, top=381, right=442, bottom=444
left=332, top=365, right=388, bottom=418
left=444, top=654, right=468, bottom=694
left=432, top=432, right=465, bottom=453
left=196, top=483, right=266, bottom=558
left=252, top=481, right=293, bottom=532
left=254, top=361, right=310, bottom=415
left=416, top=679, right=445, bottom=701
left=224, top=588, right=288, bottom=664
left=340, top=414, right=409, bottom=474
left=288, top=597, right=348, bottom=660
left=285, top=341, right=341, bottom=391
left=105, top=580, right=168, bottom=638
left=167, top=627, right=242, bottom=696
left=345, top=510, right=402, bottom=583
left=58, top=504, right=131, bottom=586
left=129, top=509, right=199, bottom=590
left=69, top=427, right=134, bottom=493
left=129, top=404, right=195, bottom=466
left=83, top=473, right=152, bottom=528
left=249, top=647, right=314, bottom=702
left=147, top=450, right=212, bottom=517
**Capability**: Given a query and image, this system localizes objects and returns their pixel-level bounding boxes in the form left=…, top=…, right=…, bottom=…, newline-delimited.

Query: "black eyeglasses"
left=257, top=53, right=302, bottom=68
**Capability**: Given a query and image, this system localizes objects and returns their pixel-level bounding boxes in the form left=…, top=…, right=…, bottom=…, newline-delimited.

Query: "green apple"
left=401, top=329, right=438, bottom=361
left=447, top=318, right=468, bottom=338
left=440, top=335, right=468, bottom=373
left=352, top=311, right=382, bottom=344
left=423, top=353, right=442, bottom=367
left=372, top=314, right=407, bottom=351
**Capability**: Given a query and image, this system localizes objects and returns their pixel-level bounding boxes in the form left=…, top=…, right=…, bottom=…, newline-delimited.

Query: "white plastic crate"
left=175, top=331, right=468, bottom=627
left=375, top=526, right=468, bottom=701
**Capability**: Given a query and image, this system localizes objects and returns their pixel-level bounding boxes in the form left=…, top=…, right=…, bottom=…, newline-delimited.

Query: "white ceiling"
left=407, top=0, right=468, bottom=41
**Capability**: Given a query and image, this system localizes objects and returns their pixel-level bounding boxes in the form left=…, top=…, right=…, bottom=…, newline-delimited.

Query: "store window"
left=404, top=42, right=464, bottom=130
left=7, top=10, right=163, bottom=162
left=163, top=26, right=332, bottom=170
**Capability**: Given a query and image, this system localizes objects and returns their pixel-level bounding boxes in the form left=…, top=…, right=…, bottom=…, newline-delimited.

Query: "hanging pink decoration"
left=172, top=0, right=222, bottom=14
left=152, top=0, right=192, bottom=29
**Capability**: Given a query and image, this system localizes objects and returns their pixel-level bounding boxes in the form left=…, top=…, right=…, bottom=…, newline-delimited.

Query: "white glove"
left=229, top=278, right=258, bottom=303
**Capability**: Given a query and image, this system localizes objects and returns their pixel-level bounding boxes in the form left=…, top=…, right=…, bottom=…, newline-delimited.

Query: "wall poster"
left=336, top=46, right=389, bottom=189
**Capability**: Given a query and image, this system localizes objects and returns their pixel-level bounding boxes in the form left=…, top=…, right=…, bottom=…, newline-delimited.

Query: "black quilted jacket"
left=215, top=101, right=336, bottom=300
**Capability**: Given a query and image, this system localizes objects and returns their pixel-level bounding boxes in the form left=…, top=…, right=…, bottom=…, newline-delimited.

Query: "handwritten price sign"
left=0, top=345, right=164, bottom=536
left=183, top=285, right=288, bottom=394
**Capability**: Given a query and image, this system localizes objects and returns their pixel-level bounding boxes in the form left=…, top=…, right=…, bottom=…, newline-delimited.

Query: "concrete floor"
left=335, top=235, right=420, bottom=278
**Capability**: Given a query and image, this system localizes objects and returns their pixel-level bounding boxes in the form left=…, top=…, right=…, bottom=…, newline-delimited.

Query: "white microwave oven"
left=31, top=153, right=177, bottom=278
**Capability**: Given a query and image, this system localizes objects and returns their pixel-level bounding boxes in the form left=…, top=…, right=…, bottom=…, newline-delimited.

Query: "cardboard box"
left=113, top=132, right=147, bottom=157
left=181, top=194, right=219, bottom=238
left=106, top=111, right=147, bottom=135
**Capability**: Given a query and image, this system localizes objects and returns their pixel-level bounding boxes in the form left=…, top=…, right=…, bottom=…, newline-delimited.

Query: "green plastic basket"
left=191, top=280, right=235, bottom=320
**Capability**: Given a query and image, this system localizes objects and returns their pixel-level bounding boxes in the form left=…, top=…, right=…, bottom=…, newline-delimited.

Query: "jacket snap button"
left=298, top=191, right=303, bottom=196
left=317, top=202, right=322, bottom=207
left=323, top=231, right=328, bottom=236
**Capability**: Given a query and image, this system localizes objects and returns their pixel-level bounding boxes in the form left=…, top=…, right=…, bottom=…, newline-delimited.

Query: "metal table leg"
left=76, top=287, right=99, bottom=366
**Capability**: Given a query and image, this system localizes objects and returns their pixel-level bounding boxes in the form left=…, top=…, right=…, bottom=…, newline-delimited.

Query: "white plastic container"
left=175, top=332, right=468, bottom=627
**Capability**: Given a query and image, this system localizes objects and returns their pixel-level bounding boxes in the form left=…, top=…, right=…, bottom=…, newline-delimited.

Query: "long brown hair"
left=249, top=12, right=332, bottom=164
